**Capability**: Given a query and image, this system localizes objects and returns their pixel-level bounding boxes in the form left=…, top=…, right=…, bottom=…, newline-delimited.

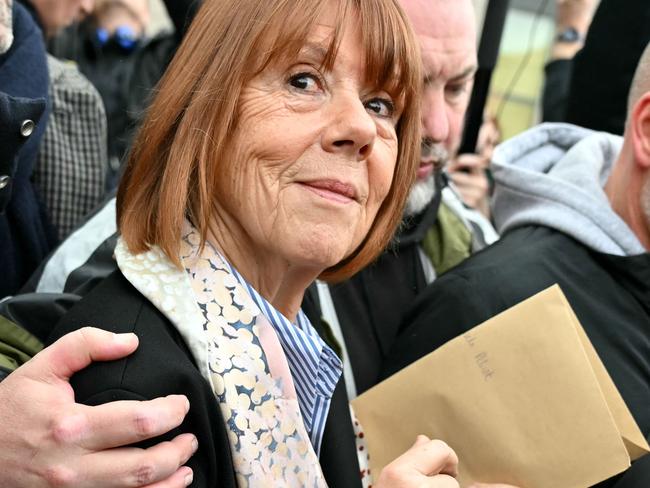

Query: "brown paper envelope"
left=352, top=285, right=644, bottom=488
left=559, top=292, right=650, bottom=460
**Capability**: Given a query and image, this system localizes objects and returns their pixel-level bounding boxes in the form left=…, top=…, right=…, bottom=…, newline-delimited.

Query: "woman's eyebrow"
left=297, top=42, right=329, bottom=63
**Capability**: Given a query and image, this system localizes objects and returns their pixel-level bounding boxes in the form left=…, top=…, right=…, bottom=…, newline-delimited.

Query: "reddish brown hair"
left=117, top=0, right=421, bottom=282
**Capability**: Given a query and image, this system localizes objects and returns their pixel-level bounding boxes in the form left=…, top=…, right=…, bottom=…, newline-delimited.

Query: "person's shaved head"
left=399, top=0, right=477, bottom=44
left=607, top=42, right=650, bottom=250
left=629, top=43, right=650, bottom=247
left=628, top=43, right=650, bottom=116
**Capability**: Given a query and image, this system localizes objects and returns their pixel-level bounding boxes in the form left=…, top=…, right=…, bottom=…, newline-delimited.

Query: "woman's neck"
left=206, top=216, right=320, bottom=322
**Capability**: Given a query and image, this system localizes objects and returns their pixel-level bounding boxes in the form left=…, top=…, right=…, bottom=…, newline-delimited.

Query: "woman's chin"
left=287, top=239, right=355, bottom=274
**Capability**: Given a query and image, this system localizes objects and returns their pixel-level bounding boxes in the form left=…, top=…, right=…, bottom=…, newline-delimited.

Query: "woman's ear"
left=630, top=92, right=650, bottom=169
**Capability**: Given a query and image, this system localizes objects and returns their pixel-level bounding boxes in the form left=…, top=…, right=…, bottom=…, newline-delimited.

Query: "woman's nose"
left=322, top=96, right=377, bottom=161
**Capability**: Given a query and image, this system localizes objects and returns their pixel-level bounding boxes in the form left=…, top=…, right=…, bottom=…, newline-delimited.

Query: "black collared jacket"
left=49, top=269, right=363, bottom=487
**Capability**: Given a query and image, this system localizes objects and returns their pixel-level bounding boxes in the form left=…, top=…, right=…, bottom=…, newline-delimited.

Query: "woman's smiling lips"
left=299, top=179, right=359, bottom=204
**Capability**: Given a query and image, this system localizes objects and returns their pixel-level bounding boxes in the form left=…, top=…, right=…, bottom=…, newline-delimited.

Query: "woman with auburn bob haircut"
left=50, top=0, right=461, bottom=486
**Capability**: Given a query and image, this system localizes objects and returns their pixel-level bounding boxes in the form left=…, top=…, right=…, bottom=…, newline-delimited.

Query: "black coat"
left=49, top=270, right=362, bottom=488
left=0, top=1, right=56, bottom=298
left=383, top=225, right=650, bottom=488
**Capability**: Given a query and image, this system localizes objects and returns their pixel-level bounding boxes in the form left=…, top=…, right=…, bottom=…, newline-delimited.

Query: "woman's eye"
left=365, top=98, right=395, bottom=118
left=288, top=73, right=321, bottom=93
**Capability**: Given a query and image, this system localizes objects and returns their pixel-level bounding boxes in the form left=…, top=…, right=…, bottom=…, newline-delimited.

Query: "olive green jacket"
left=0, top=315, right=42, bottom=380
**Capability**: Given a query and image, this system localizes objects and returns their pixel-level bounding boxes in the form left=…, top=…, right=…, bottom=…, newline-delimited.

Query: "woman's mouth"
left=299, top=180, right=358, bottom=204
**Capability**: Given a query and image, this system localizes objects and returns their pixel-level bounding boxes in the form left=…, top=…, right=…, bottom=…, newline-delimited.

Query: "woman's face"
left=216, top=8, right=401, bottom=273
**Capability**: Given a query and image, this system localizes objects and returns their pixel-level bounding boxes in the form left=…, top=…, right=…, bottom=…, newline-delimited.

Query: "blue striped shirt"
left=223, top=259, right=342, bottom=455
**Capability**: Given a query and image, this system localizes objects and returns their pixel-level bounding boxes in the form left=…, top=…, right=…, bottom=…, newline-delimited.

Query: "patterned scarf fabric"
left=117, top=227, right=328, bottom=486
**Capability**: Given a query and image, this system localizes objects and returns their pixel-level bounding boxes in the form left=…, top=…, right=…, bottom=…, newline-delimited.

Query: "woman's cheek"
left=373, top=143, right=399, bottom=202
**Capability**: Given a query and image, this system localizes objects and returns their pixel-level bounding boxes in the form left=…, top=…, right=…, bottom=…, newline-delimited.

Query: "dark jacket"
left=329, top=197, right=438, bottom=394
left=541, top=58, right=572, bottom=123
left=0, top=1, right=57, bottom=298
left=329, top=178, right=494, bottom=395
left=383, top=225, right=650, bottom=488
left=49, top=270, right=362, bottom=488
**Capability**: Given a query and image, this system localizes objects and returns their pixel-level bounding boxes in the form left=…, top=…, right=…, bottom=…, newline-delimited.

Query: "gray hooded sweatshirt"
left=490, top=122, right=646, bottom=257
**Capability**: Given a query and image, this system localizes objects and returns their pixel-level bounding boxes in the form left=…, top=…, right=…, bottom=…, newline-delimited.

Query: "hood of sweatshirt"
left=491, top=123, right=645, bottom=256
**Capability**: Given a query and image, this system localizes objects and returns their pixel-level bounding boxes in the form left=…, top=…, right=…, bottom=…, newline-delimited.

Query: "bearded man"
left=320, top=0, right=497, bottom=398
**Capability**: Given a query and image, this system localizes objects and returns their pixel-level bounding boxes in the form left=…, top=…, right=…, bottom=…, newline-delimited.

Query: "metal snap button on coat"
left=0, top=175, right=10, bottom=189
left=20, top=119, right=35, bottom=138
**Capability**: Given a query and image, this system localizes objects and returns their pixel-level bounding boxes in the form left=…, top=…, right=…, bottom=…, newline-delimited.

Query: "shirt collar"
left=219, top=254, right=342, bottom=454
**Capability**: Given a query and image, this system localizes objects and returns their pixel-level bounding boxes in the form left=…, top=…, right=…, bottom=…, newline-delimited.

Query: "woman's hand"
left=375, top=435, right=459, bottom=488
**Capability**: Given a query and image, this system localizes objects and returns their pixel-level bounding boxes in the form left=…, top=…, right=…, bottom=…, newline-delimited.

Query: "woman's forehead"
left=295, top=21, right=362, bottom=65
left=248, top=0, right=416, bottom=97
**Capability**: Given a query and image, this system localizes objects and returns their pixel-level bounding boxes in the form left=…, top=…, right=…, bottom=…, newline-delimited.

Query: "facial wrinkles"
left=208, top=16, right=399, bottom=303
left=419, top=34, right=476, bottom=139
left=228, top=87, right=293, bottom=244
left=236, top=82, right=373, bottom=213
left=237, top=78, right=319, bottom=164
left=421, top=41, right=474, bottom=85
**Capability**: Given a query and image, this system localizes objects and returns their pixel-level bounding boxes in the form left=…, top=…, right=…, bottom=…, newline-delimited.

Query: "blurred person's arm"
left=551, top=0, right=598, bottom=61
left=542, top=0, right=599, bottom=122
